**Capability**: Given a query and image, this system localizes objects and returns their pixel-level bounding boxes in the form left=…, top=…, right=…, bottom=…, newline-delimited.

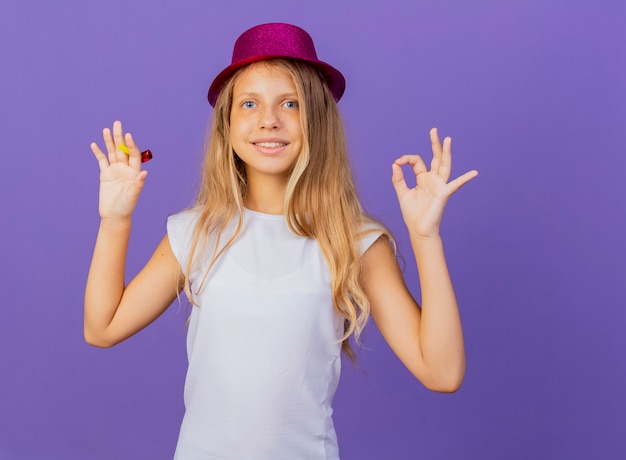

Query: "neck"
left=244, top=175, right=288, bottom=215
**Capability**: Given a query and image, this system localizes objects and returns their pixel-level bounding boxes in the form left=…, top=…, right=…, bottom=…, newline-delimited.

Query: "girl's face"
left=230, top=63, right=303, bottom=183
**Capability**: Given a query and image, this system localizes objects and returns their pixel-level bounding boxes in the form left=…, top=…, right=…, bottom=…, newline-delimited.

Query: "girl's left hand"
left=392, top=128, right=478, bottom=238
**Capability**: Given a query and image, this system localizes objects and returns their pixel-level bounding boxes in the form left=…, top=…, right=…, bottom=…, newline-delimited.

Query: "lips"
left=251, top=139, right=289, bottom=155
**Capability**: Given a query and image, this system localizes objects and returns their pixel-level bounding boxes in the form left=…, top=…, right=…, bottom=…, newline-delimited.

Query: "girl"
left=85, top=23, right=477, bottom=459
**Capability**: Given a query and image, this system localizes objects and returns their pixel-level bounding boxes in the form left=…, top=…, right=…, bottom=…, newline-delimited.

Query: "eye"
left=242, top=101, right=256, bottom=109
left=283, top=100, right=299, bottom=109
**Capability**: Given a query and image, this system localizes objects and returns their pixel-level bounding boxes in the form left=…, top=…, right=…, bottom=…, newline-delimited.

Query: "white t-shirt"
left=167, top=208, right=382, bottom=460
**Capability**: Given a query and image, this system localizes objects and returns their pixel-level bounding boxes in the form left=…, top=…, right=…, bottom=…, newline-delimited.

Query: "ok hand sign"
left=392, top=128, right=478, bottom=238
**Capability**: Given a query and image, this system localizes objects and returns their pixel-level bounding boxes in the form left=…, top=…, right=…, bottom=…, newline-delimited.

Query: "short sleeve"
left=166, top=211, right=199, bottom=272
left=358, top=221, right=386, bottom=255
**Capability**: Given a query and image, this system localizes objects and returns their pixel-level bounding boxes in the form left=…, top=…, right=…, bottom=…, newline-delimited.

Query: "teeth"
left=255, top=142, right=286, bottom=148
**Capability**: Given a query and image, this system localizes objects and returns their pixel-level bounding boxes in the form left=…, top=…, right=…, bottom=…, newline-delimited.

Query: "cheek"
left=229, top=117, right=244, bottom=142
left=230, top=113, right=253, bottom=135
left=289, top=115, right=303, bottom=139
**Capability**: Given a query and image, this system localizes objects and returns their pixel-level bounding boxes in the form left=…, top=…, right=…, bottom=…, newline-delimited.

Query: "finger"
left=430, top=127, right=442, bottom=174
left=90, top=142, right=110, bottom=170
left=447, top=169, right=478, bottom=194
left=112, top=120, right=127, bottom=163
left=394, top=154, right=428, bottom=176
left=411, top=155, right=428, bottom=178
left=125, top=132, right=142, bottom=168
left=439, top=136, right=452, bottom=182
left=102, top=127, right=117, bottom=164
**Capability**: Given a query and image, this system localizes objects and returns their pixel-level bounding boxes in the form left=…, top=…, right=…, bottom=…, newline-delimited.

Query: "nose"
left=258, top=106, right=280, bottom=130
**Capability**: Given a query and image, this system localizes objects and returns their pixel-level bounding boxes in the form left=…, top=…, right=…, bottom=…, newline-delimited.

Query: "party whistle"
left=118, top=144, right=153, bottom=163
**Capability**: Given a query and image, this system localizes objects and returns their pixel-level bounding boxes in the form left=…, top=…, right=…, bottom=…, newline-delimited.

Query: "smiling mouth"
left=253, top=142, right=288, bottom=148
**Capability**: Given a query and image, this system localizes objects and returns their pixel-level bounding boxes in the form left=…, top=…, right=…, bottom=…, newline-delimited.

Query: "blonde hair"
left=184, top=59, right=392, bottom=360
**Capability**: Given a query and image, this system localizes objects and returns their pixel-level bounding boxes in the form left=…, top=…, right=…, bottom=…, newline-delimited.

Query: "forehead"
left=232, top=62, right=297, bottom=94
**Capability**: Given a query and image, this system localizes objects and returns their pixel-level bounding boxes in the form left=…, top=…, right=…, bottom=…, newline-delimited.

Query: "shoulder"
left=166, top=209, right=202, bottom=267
left=356, top=217, right=392, bottom=256
left=167, top=209, right=200, bottom=233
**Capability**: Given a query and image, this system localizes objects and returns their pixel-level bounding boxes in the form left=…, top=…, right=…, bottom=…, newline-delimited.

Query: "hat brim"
left=207, top=55, right=346, bottom=107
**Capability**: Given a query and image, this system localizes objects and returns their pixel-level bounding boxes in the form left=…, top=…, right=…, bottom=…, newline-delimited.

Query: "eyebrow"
left=234, top=92, right=298, bottom=100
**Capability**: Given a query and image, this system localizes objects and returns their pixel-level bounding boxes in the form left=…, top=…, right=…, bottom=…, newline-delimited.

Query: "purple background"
left=1, top=0, right=624, bottom=459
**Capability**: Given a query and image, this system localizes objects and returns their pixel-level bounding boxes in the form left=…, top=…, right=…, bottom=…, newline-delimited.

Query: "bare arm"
left=363, top=128, right=477, bottom=392
left=362, top=235, right=464, bottom=393
left=84, top=121, right=183, bottom=347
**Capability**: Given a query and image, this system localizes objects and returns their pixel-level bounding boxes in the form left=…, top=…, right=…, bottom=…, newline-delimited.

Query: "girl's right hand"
left=90, top=120, right=148, bottom=222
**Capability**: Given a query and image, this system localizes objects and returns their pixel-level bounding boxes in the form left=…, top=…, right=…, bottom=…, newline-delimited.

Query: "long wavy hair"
left=184, top=59, right=391, bottom=360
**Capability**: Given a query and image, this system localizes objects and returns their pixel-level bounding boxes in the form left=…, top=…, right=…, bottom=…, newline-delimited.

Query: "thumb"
left=131, top=170, right=148, bottom=190
left=391, top=163, right=410, bottom=196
